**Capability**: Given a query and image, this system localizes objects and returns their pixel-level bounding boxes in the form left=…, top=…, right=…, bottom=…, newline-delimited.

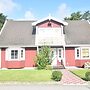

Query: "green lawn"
left=70, top=69, right=90, bottom=80
left=0, top=70, right=52, bottom=82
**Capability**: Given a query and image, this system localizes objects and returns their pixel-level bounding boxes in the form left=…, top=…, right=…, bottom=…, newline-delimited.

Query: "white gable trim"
left=0, top=19, right=8, bottom=36
left=32, top=15, right=68, bottom=26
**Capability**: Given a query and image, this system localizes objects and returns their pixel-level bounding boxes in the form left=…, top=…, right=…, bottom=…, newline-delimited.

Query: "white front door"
left=51, top=48, right=63, bottom=66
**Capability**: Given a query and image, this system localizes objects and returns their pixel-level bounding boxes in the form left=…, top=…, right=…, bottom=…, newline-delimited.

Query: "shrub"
left=85, top=71, right=90, bottom=81
left=51, top=71, right=62, bottom=81
left=36, top=46, right=52, bottom=69
left=45, top=65, right=52, bottom=70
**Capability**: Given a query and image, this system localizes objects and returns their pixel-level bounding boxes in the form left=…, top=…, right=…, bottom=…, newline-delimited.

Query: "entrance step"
left=53, top=65, right=65, bottom=69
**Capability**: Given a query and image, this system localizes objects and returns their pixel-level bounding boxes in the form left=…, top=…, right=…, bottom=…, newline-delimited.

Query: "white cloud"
left=24, top=11, right=35, bottom=20
left=0, top=0, right=20, bottom=14
left=56, top=3, right=71, bottom=20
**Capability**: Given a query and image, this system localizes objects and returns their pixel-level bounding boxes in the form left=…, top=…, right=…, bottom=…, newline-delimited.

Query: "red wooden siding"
left=25, top=47, right=37, bottom=67
left=65, top=48, right=75, bottom=66
left=75, top=60, right=90, bottom=67
left=37, top=20, right=61, bottom=28
left=1, top=48, right=37, bottom=68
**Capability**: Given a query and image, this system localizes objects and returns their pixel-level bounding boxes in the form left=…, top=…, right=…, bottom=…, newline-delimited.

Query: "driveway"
left=0, top=84, right=90, bottom=90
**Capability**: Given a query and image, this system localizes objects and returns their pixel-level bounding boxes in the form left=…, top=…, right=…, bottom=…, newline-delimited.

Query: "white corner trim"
left=0, top=19, right=7, bottom=36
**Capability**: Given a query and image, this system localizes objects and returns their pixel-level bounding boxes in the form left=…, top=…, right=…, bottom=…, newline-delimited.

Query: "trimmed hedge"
left=85, top=71, right=90, bottom=81
left=51, top=70, right=62, bottom=81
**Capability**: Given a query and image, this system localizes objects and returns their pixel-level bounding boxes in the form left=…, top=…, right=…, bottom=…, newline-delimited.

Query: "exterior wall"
left=65, top=47, right=90, bottom=67
left=38, top=20, right=61, bottom=28
left=65, top=48, right=75, bottom=66
left=25, top=47, right=37, bottom=67
left=75, top=60, right=90, bottom=67
left=1, top=47, right=37, bottom=68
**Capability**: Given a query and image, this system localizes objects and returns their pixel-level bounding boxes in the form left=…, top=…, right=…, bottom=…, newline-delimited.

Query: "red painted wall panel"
left=25, top=47, right=37, bottom=67
left=75, top=60, right=90, bottom=67
left=38, top=20, right=61, bottom=28
left=1, top=48, right=6, bottom=68
left=65, top=48, right=75, bottom=66
left=1, top=48, right=37, bottom=68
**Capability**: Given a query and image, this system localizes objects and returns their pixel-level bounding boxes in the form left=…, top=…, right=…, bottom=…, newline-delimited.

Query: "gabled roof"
left=32, top=15, right=68, bottom=26
left=0, top=20, right=36, bottom=47
left=65, top=20, right=90, bottom=45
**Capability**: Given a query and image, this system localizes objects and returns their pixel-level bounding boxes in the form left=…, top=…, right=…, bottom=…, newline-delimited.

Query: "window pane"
left=11, top=50, right=14, bottom=59
left=11, top=50, right=18, bottom=59
left=77, top=49, right=80, bottom=58
left=82, top=48, right=89, bottom=58
left=59, top=49, right=61, bottom=58
left=21, top=50, right=23, bottom=58
left=15, top=50, right=18, bottom=59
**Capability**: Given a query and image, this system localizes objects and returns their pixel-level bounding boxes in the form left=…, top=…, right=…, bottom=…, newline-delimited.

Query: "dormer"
left=32, top=15, right=68, bottom=45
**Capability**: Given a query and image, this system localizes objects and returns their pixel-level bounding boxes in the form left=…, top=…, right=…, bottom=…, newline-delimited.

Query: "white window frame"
left=81, top=47, right=90, bottom=59
left=75, top=48, right=80, bottom=59
left=6, top=48, right=25, bottom=61
left=75, top=47, right=90, bottom=60
left=58, top=48, right=63, bottom=59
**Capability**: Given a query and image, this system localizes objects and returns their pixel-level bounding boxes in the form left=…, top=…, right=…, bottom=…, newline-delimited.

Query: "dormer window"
left=48, top=21, right=52, bottom=27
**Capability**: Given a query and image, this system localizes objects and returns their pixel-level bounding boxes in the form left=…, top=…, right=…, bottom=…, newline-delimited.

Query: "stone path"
left=60, top=69, right=87, bottom=85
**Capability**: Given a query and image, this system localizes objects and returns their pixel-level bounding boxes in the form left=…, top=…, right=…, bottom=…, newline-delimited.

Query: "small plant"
left=85, top=71, right=90, bottom=81
left=51, top=70, right=62, bottom=81
left=45, top=65, right=52, bottom=70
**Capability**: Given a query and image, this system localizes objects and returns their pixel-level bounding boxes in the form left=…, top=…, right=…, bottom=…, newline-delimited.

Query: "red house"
left=0, top=15, right=90, bottom=69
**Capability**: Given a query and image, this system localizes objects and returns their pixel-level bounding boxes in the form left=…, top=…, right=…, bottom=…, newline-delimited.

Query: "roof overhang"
left=32, top=15, right=68, bottom=26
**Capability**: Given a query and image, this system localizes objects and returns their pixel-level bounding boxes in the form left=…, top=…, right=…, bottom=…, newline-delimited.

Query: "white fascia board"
left=65, top=44, right=90, bottom=47
left=32, top=15, right=68, bottom=26
left=0, top=19, right=8, bottom=36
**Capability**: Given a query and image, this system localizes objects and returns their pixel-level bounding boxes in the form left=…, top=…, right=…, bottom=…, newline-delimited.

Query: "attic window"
left=48, top=21, right=52, bottom=27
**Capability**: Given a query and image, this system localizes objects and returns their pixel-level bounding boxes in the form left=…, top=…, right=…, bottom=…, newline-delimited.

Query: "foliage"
left=85, top=71, right=90, bottom=81
left=45, top=65, right=52, bottom=70
left=64, top=10, right=90, bottom=20
left=0, top=70, right=52, bottom=82
left=51, top=71, right=62, bottom=81
left=70, top=69, right=90, bottom=81
left=0, top=13, right=7, bottom=30
left=36, top=46, right=52, bottom=69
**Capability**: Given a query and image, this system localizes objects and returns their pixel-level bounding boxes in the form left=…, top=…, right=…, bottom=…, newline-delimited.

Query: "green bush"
left=85, top=71, right=90, bottom=81
left=45, top=65, right=52, bottom=70
left=51, top=71, right=62, bottom=81
left=36, top=46, right=52, bottom=69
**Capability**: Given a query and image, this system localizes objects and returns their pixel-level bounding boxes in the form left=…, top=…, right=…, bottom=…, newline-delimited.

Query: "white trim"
left=63, top=45, right=66, bottom=66
left=5, top=47, right=25, bottom=61
left=80, top=47, right=90, bottom=59
left=32, top=15, right=68, bottom=26
left=0, top=20, right=7, bottom=36
left=66, top=44, right=90, bottom=47
left=75, top=48, right=80, bottom=59
left=75, top=47, right=90, bottom=60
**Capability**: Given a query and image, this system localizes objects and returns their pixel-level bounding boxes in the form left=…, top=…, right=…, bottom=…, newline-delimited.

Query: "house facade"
left=0, top=15, right=90, bottom=68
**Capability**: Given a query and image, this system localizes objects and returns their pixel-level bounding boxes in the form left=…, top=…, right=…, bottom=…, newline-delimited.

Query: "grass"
left=0, top=70, right=52, bottom=82
left=70, top=69, right=90, bottom=80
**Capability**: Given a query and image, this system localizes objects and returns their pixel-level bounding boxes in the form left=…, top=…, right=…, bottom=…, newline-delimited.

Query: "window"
left=6, top=48, right=25, bottom=61
left=11, top=50, right=18, bottom=59
left=75, top=47, right=90, bottom=59
left=58, top=49, right=62, bottom=58
left=75, top=48, right=80, bottom=59
left=81, top=48, right=90, bottom=59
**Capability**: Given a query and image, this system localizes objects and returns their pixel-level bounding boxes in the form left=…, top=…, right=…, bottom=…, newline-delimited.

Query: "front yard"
left=70, top=69, right=90, bottom=80
left=0, top=70, right=52, bottom=82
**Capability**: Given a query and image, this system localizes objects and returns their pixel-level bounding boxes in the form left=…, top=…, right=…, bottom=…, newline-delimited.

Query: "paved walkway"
left=60, top=69, right=87, bottom=85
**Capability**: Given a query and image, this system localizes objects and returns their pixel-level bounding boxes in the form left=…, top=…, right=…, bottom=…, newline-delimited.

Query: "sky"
left=0, top=0, right=90, bottom=20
